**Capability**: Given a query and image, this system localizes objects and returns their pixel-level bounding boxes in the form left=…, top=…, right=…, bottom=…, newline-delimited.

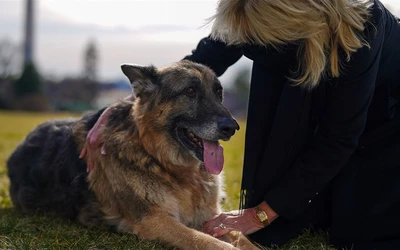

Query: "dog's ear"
left=121, top=64, right=158, bottom=98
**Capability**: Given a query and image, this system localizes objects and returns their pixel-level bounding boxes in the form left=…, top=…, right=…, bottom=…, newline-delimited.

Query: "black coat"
left=185, top=0, right=400, bottom=247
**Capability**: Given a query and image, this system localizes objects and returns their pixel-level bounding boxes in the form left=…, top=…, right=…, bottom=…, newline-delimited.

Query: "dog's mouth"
left=177, top=128, right=224, bottom=175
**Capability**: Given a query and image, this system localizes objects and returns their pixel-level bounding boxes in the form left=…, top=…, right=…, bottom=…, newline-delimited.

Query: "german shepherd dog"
left=7, top=60, right=258, bottom=250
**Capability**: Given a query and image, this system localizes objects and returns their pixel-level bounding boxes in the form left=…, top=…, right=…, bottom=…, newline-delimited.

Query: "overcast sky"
left=0, top=0, right=399, bottom=84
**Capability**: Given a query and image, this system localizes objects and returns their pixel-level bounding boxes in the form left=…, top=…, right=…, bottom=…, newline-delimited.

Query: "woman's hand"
left=79, top=94, right=135, bottom=172
left=201, top=202, right=278, bottom=238
left=79, top=107, right=112, bottom=172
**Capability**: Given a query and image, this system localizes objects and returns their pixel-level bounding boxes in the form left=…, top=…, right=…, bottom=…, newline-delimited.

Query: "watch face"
left=257, top=211, right=267, bottom=221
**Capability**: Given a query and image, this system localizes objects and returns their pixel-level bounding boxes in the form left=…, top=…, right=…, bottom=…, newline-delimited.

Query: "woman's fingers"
left=101, top=145, right=106, bottom=155
left=79, top=144, right=87, bottom=159
left=201, top=214, right=240, bottom=238
left=202, top=220, right=221, bottom=234
left=211, top=223, right=232, bottom=238
left=88, top=127, right=101, bottom=147
left=79, top=107, right=115, bottom=172
left=202, top=214, right=226, bottom=232
left=86, top=146, right=94, bottom=172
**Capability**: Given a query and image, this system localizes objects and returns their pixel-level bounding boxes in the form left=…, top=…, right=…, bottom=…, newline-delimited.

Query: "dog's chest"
left=165, top=174, right=221, bottom=230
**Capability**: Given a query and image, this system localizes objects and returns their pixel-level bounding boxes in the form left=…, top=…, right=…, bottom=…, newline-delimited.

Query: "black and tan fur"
left=7, top=60, right=258, bottom=250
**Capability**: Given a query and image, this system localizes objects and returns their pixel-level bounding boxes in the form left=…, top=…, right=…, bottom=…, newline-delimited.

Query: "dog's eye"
left=184, top=87, right=196, bottom=96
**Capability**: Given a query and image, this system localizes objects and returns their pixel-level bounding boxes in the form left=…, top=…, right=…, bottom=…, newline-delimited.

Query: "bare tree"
left=79, top=39, right=100, bottom=107
left=0, top=38, right=20, bottom=79
left=83, top=39, right=99, bottom=82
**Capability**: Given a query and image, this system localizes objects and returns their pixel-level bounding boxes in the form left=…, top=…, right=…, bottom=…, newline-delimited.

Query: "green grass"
left=0, top=111, right=334, bottom=249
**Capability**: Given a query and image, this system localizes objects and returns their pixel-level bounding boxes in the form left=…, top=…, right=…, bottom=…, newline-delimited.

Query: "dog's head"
left=121, top=60, right=239, bottom=175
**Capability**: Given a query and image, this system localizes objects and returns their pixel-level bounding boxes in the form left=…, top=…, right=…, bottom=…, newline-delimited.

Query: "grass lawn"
left=0, top=111, right=335, bottom=250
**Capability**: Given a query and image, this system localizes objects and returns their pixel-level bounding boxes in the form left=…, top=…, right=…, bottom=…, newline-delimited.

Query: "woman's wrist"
left=252, top=201, right=279, bottom=226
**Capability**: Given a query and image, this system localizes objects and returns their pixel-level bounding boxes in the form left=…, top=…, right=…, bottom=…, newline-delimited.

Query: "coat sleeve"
left=183, top=36, right=243, bottom=77
left=264, top=18, right=386, bottom=219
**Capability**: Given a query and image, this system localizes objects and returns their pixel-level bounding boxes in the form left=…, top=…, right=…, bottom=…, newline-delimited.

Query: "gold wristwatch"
left=255, top=205, right=270, bottom=227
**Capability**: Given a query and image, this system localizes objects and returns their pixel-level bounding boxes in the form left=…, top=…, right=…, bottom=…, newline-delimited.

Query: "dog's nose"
left=218, top=117, right=240, bottom=137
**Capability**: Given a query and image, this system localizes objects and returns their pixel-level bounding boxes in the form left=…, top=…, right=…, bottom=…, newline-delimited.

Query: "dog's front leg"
left=131, top=212, right=240, bottom=250
left=222, top=231, right=261, bottom=250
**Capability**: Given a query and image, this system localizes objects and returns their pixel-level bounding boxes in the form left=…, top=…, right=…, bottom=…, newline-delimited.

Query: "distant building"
left=94, top=79, right=132, bottom=108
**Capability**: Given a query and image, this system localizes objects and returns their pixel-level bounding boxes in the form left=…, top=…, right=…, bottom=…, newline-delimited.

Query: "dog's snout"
left=218, top=117, right=240, bottom=137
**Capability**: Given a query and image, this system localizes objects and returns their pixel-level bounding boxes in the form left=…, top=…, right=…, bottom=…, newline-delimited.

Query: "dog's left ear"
left=121, top=64, right=158, bottom=98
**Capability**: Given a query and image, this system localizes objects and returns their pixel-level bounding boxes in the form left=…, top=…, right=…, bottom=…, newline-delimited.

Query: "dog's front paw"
left=223, top=231, right=260, bottom=250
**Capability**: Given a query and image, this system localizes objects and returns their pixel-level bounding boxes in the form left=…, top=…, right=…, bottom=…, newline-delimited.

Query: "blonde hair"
left=209, top=0, right=373, bottom=89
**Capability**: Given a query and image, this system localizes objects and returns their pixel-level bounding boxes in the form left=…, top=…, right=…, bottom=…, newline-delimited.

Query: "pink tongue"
left=203, top=140, right=224, bottom=175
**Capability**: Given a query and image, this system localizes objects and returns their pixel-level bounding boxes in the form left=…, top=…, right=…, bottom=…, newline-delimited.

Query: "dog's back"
left=7, top=110, right=103, bottom=219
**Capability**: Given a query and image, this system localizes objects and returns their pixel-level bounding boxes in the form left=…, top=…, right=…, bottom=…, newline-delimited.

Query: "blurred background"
left=0, top=0, right=399, bottom=117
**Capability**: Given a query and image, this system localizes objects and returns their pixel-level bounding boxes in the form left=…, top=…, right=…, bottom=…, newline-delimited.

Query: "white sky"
left=41, top=0, right=399, bottom=27
left=42, top=0, right=216, bottom=29
left=0, top=0, right=399, bottom=83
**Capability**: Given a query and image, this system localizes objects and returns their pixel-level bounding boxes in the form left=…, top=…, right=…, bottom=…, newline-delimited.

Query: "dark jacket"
left=184, top=0, right=400, bottom=236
